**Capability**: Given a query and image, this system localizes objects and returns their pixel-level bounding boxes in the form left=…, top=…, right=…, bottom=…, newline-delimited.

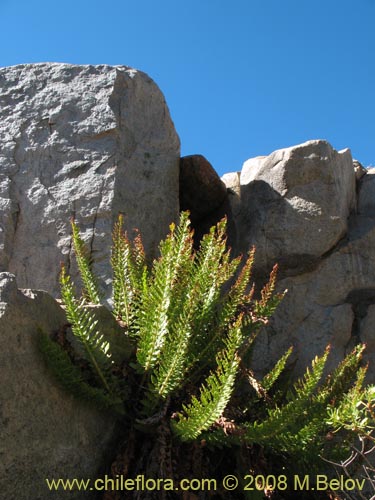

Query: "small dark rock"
left=179, top=155, right=227, bottom=222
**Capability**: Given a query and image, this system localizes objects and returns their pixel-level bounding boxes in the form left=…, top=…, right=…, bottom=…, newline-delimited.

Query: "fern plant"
left=39, top=212, right=375, bottom=499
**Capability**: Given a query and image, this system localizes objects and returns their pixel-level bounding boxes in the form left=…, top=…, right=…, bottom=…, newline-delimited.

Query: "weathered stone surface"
left=179, top=154, right=227, bottom=222
left=360, top=304, right=375, bottom=374
left=216, top=171, right=241, bottom=253
left=251, top=213, right=375, bottom=381
left=221, top=171, right=241, bottom=218
left=0, top=273, right=118, bottom=500
left=221, top=171, right=240, bottom=193
left=0, top=63, right=180, bottom=298
left=353, top=159, right=367, bottom=181
left=252, top=291, right=354, bottom=378
left=357, top=169, right=375, bottom=215
left=236, top=140, right=356, bottom=273
left=220, top=140, right=375, bottom=382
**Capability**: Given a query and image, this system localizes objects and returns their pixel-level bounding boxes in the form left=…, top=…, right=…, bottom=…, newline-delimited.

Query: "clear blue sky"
left=1, top=0, right=374, bottom=176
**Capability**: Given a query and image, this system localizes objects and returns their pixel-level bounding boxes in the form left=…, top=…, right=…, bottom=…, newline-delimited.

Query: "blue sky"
left=1, top=0, right=374, bottom=176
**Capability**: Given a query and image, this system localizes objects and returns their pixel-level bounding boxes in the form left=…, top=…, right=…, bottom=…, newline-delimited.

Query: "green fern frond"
left=167, top=211, right=194, bottom=282
left=242, top=346, right=330, bottom=445
left=319, top=344, right=365, bottom=403
left=42, top=209, right=375, bottom=485
left=132, top=230, right=146, bottom=269
left=293, top=345, right=330, bottom=399
left=148, top=253, right=202, bottom=401
left=60, top=265, right=115, bottom=394
left=136, top=231, right=174, bottom=371
left=262, top=346, right=293, bottom=392
left=111, top=215, right=143, bottom=327
left=184, top=219, right=241, bottom=368
left=238, top=345, right=373, bottom=467
left=191, top=220, right=230, bottom=317
left=70, top=218, right=101, bottom=304
left=192, top=218, right=233, bottom=308
left=172, top=317, right=243, bottom=441
left=149, top=313, right=193, bottom=401
left=326, top=360, right=374, bottom=435
left=216, top=248, right=255, bottom=336
left=147, top=214, right=243, bottom=399
left=136, top=213, right=193, bottom=371
left=38, top=330, right=125, bottom=415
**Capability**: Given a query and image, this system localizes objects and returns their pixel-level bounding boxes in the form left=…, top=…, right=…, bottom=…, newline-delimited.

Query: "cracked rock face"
left=0, top=63, right=180, bottom=297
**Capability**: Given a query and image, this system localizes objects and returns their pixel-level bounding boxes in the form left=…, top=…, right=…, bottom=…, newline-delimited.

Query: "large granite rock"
left=221, top=140, right=375, bottom=381
left=0, top=273, right=118, bottom=500
left=0, top=63, right=180, bottom=298
left=230, top=140, right=356, bottom=274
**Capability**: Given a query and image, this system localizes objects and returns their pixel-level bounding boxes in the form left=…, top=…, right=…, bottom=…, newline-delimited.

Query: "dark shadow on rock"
left=238, top=179, right=354, bottom=283
left=179, top=155, right=227, bottom=222
left=179, top=154, right=237, bottom=250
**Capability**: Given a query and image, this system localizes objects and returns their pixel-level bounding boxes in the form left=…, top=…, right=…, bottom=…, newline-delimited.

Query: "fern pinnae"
left=262, top=346, right=293, bottom=392
left=199, top=249, right=255, bottom=361
left=293, top=345, right=330, bottom=399
left=111, top=216, right=134, bottom=325
left=151, top=322, right=192, bottom=399
left=320, top=344, right=365, bottom=402
left=151, top=289, right=196, bottom=399
left=60, top=265, right=114, bottom=394
left=137, top=257, right=172, bottom=370
left=242, top=347, right=331, bottom=444
left=70, top=218, right=101, bottom=304
left=38, top=330, right=124, bottom=415
left=149, top=221, right=211, bottom=394
left=350, top=363, right=368, bottom=400
left=132, top=229, right=146, bottom=272
left=169, top=212, right=194, bottom=279
left=254, top=264, right=285, bottom=318
left=137, top=213, right=196, bottom=372
left=185, top=220, right=236, bottom=365
left=172, top=317, right=243, bottom=441
left=185, top=249, right=256, bottom=377
left=259, top=264, right=278, bottom=306
left=136, top=228, right=177, bottom=370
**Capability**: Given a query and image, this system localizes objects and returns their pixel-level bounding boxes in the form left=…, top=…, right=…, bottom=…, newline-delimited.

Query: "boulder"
left=0, top=63, right=180, bottom=298
left=224, top=140, right=375, bottom=382
left=235, top=140, right=356, bottom=273
left=0, top=273, right=118, bottom=500
left=179, top=154, right=227, bottom=222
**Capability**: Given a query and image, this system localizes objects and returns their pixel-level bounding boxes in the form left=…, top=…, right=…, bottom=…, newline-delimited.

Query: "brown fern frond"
left=259, top=263, right=278, bottom=308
